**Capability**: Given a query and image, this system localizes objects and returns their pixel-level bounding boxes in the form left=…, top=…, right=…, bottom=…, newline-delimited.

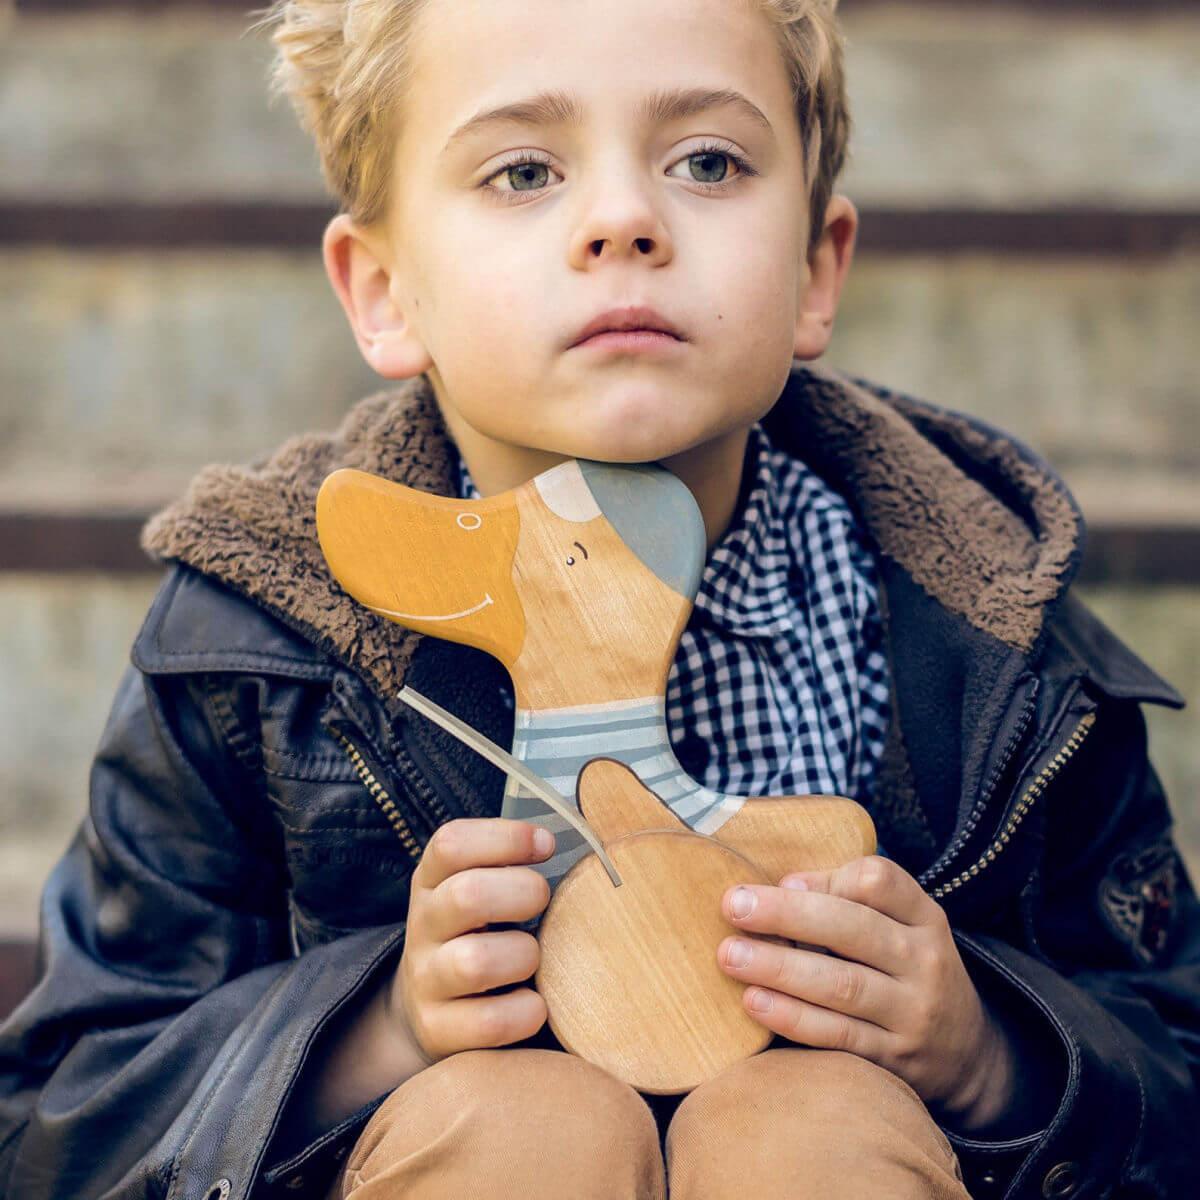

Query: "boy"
left=2, top=0, right=1197, bottom=1197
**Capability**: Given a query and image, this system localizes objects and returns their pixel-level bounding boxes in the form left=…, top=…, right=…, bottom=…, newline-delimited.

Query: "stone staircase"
left=1, top=2, right=1196, bottom=1007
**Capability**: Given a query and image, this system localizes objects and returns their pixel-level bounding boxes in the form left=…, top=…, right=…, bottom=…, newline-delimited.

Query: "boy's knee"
left=670, top=1047, right=955, bottom=1162
left=677, top=1046, right=920, bottom=1115
left=341, top=1048, right=662, bottom=1196
left=406, top=1046, right=656, bottom=1123
left=765, top=1047, right=924, bottom=1108
left=666, top=1048, right=967, bottom=1199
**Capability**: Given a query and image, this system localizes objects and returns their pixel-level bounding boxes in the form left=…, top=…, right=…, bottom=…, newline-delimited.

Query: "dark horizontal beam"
left=15, top=0, right=277, bottom=10
left=2, top=202, right=1197, bottom=255
left=0, top=513, right=153, bottom=573
left=851, top=0, right=1198, bottom=9
left=0, top=941, right=37, bottom=1023
left=0, top=202, right=331, bottom=250
left=16, top=0, right=263, bottom=8
left=0, top=512, right=1196, bottom=584
left=858, top=208, right=1199, bottom=257
left=1075, top=525, right=1200, bottom=588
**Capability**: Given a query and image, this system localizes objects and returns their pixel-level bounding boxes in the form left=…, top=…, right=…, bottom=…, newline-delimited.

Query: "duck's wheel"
left=536, top=812, right=789, bottom=1094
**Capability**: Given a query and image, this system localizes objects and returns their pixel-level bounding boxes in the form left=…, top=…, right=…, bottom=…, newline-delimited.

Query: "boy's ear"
left=792, top=193, right=858, bottom=361
left=321, top=213, right=434, bottom=379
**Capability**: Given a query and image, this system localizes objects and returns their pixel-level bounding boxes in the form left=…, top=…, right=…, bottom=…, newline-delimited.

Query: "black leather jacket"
left=1, top=363, right=1197, bottom=1199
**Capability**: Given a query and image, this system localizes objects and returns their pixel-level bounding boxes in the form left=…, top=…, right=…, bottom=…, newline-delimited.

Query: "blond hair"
left=248, top=0, right=850, bottom=251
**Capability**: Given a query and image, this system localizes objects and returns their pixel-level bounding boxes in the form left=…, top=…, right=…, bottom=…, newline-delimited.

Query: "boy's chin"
left=556, top=412, right=733, bottom=466
left=563, top=433, right=711, bottom=467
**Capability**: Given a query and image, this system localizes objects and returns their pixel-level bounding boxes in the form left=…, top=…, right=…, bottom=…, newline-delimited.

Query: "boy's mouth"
left=568, top=305, right=685, bottom=348
left=570, top=330, right=686, bottom=356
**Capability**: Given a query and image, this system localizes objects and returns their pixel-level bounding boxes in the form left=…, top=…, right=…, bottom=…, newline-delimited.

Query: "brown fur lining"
left=139, top=362, right=1082, bottom=703
left=140, top=378, right=455, bottom=702
left=770, top=362, right=1082, bottom=654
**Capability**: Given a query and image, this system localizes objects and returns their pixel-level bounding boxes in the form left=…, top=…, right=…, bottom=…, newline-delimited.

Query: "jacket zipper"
left=329, top=725, right=425, bottom=864
left=386, top=725, right=460, bottom=832
left=918, top=680, right=1040, bottom=890
left=925, top=709, right=1096, bottom=900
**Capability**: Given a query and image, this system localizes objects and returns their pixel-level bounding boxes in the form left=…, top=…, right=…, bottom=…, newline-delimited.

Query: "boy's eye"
left=480, top=142, right=756, bottom=203
left=486, top=156, right=558, bottom=197
left=665, top=145, right=754, bottom=189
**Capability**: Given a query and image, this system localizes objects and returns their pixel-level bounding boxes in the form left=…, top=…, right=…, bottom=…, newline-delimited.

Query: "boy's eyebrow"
left=439, top=86, right=774, bottom=157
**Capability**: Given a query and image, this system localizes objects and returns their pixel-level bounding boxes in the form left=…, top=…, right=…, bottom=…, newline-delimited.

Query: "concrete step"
left=0, top=573, right=160, bottom=940
left=3, top=7, right=1197, bottom=209
left=1, top=248, right=1196, bottom=519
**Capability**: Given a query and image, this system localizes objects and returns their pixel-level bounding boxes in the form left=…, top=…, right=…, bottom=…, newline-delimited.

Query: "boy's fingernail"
left=726, top=939, right=752, bottom=968
left=781, top=876, right=808, bottom=890
left=730, top=887, right=757, bottom=919
left=534, top=829, right=554, bottom=856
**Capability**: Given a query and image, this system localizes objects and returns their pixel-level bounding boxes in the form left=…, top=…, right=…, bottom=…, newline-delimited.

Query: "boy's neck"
left=442, top=404, right=753, bottom=558
left=657, top=425, right=754, bottom=557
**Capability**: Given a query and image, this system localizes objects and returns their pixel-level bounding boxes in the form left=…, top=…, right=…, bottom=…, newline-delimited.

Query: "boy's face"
left=327, top=0, right=854, bottom=466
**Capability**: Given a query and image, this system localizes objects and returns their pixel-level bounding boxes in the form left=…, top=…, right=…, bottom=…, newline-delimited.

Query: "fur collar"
left=139, top=360, right=1084, bottom=706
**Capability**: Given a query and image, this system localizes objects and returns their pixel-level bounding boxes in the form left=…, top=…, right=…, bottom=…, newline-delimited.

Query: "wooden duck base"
left=534, top=757, right=869, bottom=1095
left=538, top=826, right=787, bottom=1094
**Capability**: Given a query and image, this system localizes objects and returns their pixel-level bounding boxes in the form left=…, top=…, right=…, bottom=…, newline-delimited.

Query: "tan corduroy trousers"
left=325, top=1035, right=972, bottom=1199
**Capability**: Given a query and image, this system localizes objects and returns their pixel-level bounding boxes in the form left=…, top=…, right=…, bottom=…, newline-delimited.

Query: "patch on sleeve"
left=1098, top=833, right=1181, bottom=966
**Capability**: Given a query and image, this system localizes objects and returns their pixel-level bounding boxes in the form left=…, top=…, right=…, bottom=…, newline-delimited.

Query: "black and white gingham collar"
left=690, top=421, right=801, bottom=638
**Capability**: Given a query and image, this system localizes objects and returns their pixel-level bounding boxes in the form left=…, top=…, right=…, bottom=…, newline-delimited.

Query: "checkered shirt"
left=453, top=419, right=892, bottom=812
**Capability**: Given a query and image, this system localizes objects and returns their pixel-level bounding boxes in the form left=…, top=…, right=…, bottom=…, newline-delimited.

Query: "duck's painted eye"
left=565, top=555, right=575, bottom=566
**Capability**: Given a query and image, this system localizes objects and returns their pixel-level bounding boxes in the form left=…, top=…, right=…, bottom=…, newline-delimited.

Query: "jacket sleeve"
left=943, top=690, right=1200, bottom=1200
left=0, top=661, right=408, bottom=1200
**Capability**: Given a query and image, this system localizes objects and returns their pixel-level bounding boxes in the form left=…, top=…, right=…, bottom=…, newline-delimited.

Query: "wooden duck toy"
left=315, top=455, right=875, bottom=1093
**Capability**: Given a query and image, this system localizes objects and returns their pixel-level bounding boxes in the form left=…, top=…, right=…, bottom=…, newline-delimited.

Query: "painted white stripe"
left=522, top=724, right=664, bottom=758
left=368, top=593, right=493, bottom=622
left=693, top=792, right=747, bottom=833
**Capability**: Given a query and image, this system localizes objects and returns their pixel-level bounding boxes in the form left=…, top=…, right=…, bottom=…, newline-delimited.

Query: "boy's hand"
left=390, top=818, right=556, bottom=1066
left=717, top=855, right=1018, bottom=1130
